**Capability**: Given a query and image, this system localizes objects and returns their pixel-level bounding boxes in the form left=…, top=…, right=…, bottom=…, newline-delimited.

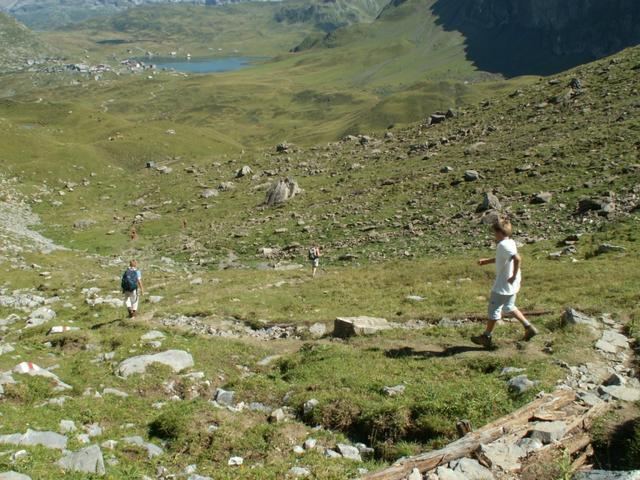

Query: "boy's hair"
left=129, top=259, right=138, bottom=267
left=492, top=218, right=513, bottom=237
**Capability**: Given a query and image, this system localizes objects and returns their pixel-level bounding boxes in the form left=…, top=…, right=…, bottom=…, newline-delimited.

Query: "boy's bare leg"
left=507, top=309, right=530, bottom=328
left=484, top=319, right=497, bottom=335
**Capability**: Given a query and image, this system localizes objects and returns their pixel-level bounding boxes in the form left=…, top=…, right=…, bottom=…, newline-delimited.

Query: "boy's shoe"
left=523, top=325, right=539, bottom=342
left=471, top=334, right=493, bottom=348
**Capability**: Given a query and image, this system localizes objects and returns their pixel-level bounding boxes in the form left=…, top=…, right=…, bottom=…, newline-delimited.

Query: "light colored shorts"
left=124, top=290, right=139, bottom=311
left=311, top=258, right=319, bottom=268
left=488, top=291, right=517, bottom=320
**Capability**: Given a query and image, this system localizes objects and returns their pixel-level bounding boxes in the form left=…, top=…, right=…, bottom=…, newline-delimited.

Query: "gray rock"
left=577, top=391, right=603, bottom=407
left=103, top=388, right=129, bottom=397
left=265, top=177, right=301, bottom=206
left=187, top=476, right=213, bottom=480
left=303, top=438, right=317, bottom=450
left=596, top=244, right=625, bottom=255
left=599, top=386, right=640, bottom=402
left=603, top=373, right=625, bottom=386
left=201, top=189, right=219, bottom=199
left=57, top=444, right=105, bottom=476
left=406, top=295, right=425, bottom=302
left=436, top=466, right=466, bottom=480
left=236, top=166, right=253, bottom=178
left=479, top=439, right=525, bottom=472
left=531, top=192, right=553, bottom=204
left=333, top=316, right=391, bottom=338
left=601, top=330, right=629, bottom=349
left=573, top=471, right=640, bottom=480
left=303, top=398, right=319, bottom=416
left=382, top=385, right=406, bottom=397
left=595, top=340, right=619, bottom=354
left=140, top=330, right=165, bottom=341
left=289, top=467, right=311, bottom=477
left=337, top=444, right=362, bottom=462
left=0, top=429, right=67, bottom=450
left=26, top=307, right=56, bottom=327
left=501, top=367, right=526, bottom=376
left=507, top=375, right=537, bottom=394
left=117, top=350, right=194, bottom=377
left=562, top=308, right=600, bottom=329
left=308, top=323, right=327, bottom=338
left=477, top=192, right=501, bottom=212
left=121, top=436, right=163, bottom=458
left=464, top=170, right=480, bottom=182
left=407, top=468, right=423, bottom=480
left=529, top=421, right=567, bottom=444
left=517, top=437, right=544, bottom=454
left=269, top=408, right=286, bottom=423
left=73, top=219, right=96, bottom=229
left=59, top=420, right=77, bottom=434
left=451, top=457, right=494, bottom=479
left=214, top=388, right=235, bottom=407
left=0, top=472, right=31, bottom=480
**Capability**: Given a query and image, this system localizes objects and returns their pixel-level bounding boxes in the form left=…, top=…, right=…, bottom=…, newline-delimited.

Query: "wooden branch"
left=363, top=390, right=575, bottom=480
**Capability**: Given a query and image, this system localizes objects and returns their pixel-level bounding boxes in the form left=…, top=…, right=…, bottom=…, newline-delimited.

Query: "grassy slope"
left=0, top=12, right=52, bottom=72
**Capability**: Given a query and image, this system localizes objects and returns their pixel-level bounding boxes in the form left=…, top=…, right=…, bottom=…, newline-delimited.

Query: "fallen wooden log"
left=363, top=390, right=575, bottom=480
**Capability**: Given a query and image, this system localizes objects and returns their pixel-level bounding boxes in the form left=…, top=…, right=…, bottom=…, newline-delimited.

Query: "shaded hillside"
left=0, top=12, right=52, bottom=72
left=275, top=0, right=388, bottom=32
left=431, top=0, right=640, bottom=77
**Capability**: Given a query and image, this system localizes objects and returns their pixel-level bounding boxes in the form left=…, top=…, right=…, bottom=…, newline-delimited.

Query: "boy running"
left=472, top=219, right=538, bottom=348
left=308, top=246, right=321, bottom=278
left=122, top=259, right=144, bottom=319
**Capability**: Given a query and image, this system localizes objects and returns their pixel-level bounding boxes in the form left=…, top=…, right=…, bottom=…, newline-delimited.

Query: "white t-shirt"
left=492, top=238, right=521, bottom=295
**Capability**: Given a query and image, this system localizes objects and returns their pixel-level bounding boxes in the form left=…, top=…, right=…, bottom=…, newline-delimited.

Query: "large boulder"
left=528, top=421, right=567, bottom=444
left=265, top=178, right=301, bottom=206
left=26, top=307, right=56, bottom=327
left=117, top=350, right=194, bottom=378
left=562, top=308, right=600, bottom=329
left=477, top=192, right=501, bottom=213
left=57, top=444, right=105, bottom=476
left=333, top=317, right=391, bottom=338
left=451, top=457, right=495, bottom=479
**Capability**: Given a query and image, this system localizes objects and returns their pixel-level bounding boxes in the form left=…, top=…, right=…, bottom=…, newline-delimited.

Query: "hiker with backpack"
left=471, top=219, right=538, bottom=348
left=308, top=246, right=321, bottom=277
left=122, top=259, right=144, bottom=319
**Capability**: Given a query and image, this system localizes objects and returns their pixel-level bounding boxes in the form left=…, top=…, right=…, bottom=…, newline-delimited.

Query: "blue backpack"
left=121, top=269, right=138, bottom=292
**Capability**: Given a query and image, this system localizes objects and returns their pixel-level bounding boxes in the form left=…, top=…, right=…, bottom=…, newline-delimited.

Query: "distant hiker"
left=308, top=246, right=321, bottom=277
left=122, top=259, right=144, bottom=319
left=130, top=227, right=138, bottom=241
left=472, top=219, right=538, bottom=348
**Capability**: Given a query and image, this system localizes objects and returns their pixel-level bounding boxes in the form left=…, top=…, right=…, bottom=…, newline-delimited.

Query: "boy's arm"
left=478, top=257, right=496, bottom=266
left=508, top=254, right=521, bottom=283
left=137, top=279, right=145, bottom=294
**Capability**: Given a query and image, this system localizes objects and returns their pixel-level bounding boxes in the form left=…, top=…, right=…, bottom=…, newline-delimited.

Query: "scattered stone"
left=531, top=192, right=553, bottom=204
left=201, top=189, right=219, bottom=199
left=308, top=323, right=327, bottom=338
left=336, top=444, right=362, bottom=462
left=528, top=421, right=567, bottom=444
left=289, top=467, right=311, bottom=477
left=574, top=471, right=640, bottom=480
left=451, top=457, right=495, bottom=479
left=304, top=438, right=317, bottom=450
left=228, top=456, right=244, bottom=466
left=436, top=466, right=466, bottom=480
left=59, top=420, right=77, bottom=434
left=407, top=468, right=423, bottom=480
left=26, top=307, right=56, bottom=327
left=562, top=308, right=600, bottom=329
left=265, top=177, right=301, bottom=206
left=121, top=436, right=163, bottom=458
left=599, top=385, right=640, bottom=402
left=333, top=316, right=391, bottom=338
left=477, top=192, right=501, bottom=212
left=236, top=166, right=253, bottom=178
left=57, top=444, right=105, bottom=476
left=507, top=375, right=538, bottom=394
left=501, top=367, right=526, bottom=376
left=479, top=439, right=525, bottom=472
left=382, top=385, right=406, bottom=397
left=303, top=399, right=319, bottom=416
left=117, top=350, right=194, bottom=377
left=517, top=437, right=544, bottom=454
left=269, top=408, right=287, bottom=423
left=214, top=388, right=235, bottom=407
left=13, top=362, right=71, bottom=390
left=406, top=295, right=424, bottom=302
left=596, top=244, right=625, bottom=255
left=0, top=473, right=31, bottom=480
left=140, top=330, right=165, bottom=341
left=464, top=170, right=480, bottom=182
left=0, top=429, right=67, bottom=450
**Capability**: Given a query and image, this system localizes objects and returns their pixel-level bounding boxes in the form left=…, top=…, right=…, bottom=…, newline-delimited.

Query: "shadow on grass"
left=90, top=318, right=124, bottom=330
left=385, top=345, right=488, bottom=359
